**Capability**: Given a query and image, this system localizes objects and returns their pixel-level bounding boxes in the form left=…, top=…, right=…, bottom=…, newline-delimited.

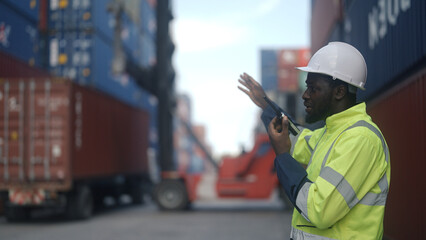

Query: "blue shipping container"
left=48, top=29, right=153, bottom=109
left=0, top=1, right=41, bottom=67
left=341, top=0, right=426, bottom=101
left=49, top=0, right=113, bottom=34
left=2, top=0, right=40, bottom=23
left=48, top=0, right=154, bottom=68
left=141, top=0, right=156, bottom=40
left=261, top=50, right=278, bottom=91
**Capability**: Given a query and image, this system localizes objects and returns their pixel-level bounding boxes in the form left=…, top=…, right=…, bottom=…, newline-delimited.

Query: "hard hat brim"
left=296, top=66, right=366, bottom=91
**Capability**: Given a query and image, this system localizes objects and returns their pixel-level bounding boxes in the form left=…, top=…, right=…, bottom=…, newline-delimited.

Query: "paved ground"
left=0, top=198, right=293, bottom=240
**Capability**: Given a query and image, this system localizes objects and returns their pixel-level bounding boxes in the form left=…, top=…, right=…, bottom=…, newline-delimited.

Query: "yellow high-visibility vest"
left=291, top=102, right=391, bottom=240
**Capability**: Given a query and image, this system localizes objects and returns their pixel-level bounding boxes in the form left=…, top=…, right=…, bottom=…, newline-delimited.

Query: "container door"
left=0, top=80, right=26, bottom=184
left=0, top=78, right=71, bottom=189
left=27, top=79, right=71, bottom=184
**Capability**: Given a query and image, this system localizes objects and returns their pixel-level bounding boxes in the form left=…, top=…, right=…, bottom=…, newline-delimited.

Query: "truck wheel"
left=5, top=206, right=31, bottom=222
left=155, top=180, right=189, bottom=210
left=66, top=186, right=93, bottom=220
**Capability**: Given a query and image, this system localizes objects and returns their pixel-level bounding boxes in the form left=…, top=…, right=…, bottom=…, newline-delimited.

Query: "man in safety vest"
left=239, top=42, right=390, bottom=240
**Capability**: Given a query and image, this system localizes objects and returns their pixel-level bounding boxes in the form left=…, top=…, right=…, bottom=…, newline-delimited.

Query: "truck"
left=0, top=76, right=152, bottom=221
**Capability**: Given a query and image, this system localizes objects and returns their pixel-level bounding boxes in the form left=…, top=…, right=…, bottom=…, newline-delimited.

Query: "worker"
left=238, top=42, right=390, bottom=240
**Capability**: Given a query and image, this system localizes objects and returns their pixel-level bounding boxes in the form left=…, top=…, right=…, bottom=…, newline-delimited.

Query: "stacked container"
left=261, top=48, right=310, bottom=93
left=0, top=0, right=42, bottom=67
left=47, top=0, right=157, bottom=109
left=0, top=0, right=161, bottom=219
left=260, top=48, right=310, bottom=124
left=46, top=0, right=159, bottom=172
left=174, top=94, right=207, bottom=174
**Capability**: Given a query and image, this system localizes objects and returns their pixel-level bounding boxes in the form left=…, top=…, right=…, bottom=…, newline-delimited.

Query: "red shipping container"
left=0, top=77, right=150, bottom=219
left=277, top=49, right=300, bottom=92
left=297, top=48, right=311, bottom=67
left=368, top=70, right=426, bottom=240
left=0, top=51, right=49, bottom=78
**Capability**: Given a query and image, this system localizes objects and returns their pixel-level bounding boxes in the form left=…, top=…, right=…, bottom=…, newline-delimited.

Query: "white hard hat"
left=297, top=42, right=367, bottom=90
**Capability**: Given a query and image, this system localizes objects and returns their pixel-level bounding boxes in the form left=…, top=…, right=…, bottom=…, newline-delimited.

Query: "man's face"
left=302, top=73, right=334, bottom=123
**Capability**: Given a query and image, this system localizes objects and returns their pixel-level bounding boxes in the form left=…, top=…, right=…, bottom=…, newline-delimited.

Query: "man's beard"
left=305, top=105, right=332, bottom=123
left=305, top=113, right=321, bottom=124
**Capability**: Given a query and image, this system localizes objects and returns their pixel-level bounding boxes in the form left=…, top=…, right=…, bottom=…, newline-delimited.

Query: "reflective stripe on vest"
left=306, top=129, right=327, bottom=168
left=291, top=226, right=337, bottom=240
left=305, top=135, right=313, bottom=153
left=295, top=120, right=389, bottom=222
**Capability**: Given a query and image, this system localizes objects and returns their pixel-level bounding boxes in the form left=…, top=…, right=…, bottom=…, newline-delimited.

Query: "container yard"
left=0, top=0, right=423, bottom=239
left=0, top=0, right=211, bottom=221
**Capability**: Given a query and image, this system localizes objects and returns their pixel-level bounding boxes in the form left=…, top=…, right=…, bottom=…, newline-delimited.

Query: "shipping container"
left=190, top=125, right=207, bottom=173
left=0, top=1, right=42, bottom=67
left=48, top=29, right=151, bottom=109
left=340, top=0, right=426, bottom=101
left=367, top=70, right=426, bottom=240
left=277, top=50, right=300, bottom=92
left=0, top=77, right=152, bottom=220
left=48, top=0, right=115, bottom=35
left=261, top=48, right=310, bottom=93
left=261, top=50, right=278, bottom=91
left=174, top=94, right=193, bottom=174
left=0, top=51, right=49, bottom=78
left=47, top=0, right=156, bottom=65
left=1, top=0, right=41, bottom=23
left=141, top=0, right=157, bottom=40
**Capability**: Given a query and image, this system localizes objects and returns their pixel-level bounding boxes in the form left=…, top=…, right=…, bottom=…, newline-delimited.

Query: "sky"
left=171, top=0, right=310, bottom=158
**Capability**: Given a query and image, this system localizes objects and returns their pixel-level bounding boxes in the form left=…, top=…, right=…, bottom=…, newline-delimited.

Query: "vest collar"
left=325, top=102, right=367, bottom=132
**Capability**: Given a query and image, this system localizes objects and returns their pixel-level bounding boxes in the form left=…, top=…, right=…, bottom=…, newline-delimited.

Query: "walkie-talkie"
left=263, top=96, right=300, bottom=136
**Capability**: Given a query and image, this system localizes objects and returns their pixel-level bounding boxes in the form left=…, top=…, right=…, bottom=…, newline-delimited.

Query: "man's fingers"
left=237, top=85, right=250, bottom=96
left=244, top=73, right=261, bottom=86
left=238, top=78, right=250, bottom=89
left=268, top=116, right=279, bottom=135
left=281, top=115, right=289, bottom=135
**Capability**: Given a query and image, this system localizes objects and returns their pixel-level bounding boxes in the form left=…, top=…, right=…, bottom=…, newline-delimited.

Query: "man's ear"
left=333, top=84, right=347, bottom=100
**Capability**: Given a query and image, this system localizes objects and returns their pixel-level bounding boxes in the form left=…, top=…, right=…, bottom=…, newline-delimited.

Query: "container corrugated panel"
left=1, top=0, right=40, bottom=23
left=0, top=1, right=42, bottom=67
left=261, top=50, right=278, bottom=91
left=0, top=78, right=150, bottom=187
left=341, top=0, right=426, bottom=101
left=48, top=30, right=149, bottom=109
left=367, top=70, right=426, bottom=240
left=72, top=81, right=150, bottom=178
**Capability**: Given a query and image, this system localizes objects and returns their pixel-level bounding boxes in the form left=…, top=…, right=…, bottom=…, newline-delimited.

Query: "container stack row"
left=174, top=94, right=207, bottom=175
left=260, top=48, right=310, bottom=125
left=1, top=0, right=160, bottom=165
left=47, top=0, right=157, bottom=108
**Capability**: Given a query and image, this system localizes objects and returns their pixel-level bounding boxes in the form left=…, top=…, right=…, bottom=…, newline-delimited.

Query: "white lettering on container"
left=368, top=0, right=411, bottom=50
